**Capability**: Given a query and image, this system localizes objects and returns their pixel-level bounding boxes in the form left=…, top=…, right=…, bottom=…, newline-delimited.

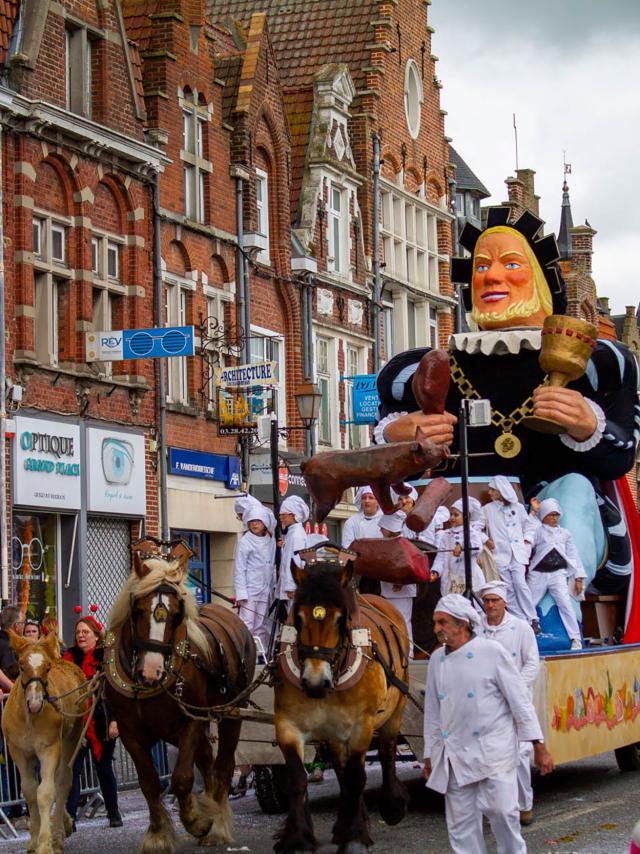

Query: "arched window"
left=404, top=60, right=423, bottom=140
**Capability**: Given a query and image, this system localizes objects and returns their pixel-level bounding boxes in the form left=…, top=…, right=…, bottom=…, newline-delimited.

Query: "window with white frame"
left=255, top=168, right=270, bottom=264
left=428, top=305, right=439, bottom=348
left=204, top=287, right=232, bottom=410
left=316, top=335, right=335, bottom=446
left=164, top=275, right=194, bottom=404
left=328, top=184, right=349, bottom=276
left=344, top=344, right=366, bottom=450
left=250, top=327, right=285, bottom=424
left=181, top=89, right=211, bottom=223
left=382, top=290, right=394, bottom=363
left=32, top=212, right=71, bottom=366
left=381, top=185, right=439, bottom=291
left=91, top=232, right=125, bottom=377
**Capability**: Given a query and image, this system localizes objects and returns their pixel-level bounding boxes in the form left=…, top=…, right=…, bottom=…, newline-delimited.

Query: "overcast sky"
left=430, top=0, right=640, bottom=315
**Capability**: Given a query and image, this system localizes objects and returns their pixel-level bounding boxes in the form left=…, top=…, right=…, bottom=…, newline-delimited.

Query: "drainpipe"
left=235, top=172, right=250, bottom=482
left=372, top=133, right=382, bottom=373
left=153, top=171, right=169, bottom=540
left=0, top=124, right=7, bottom=602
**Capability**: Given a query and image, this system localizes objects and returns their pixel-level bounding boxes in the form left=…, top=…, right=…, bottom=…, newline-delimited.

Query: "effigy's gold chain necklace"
left=449, top=354, right=548, bottom=459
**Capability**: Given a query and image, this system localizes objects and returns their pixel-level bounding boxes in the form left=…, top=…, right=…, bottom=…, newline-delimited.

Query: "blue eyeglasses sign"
left=86, top=326, right=195, bottom=362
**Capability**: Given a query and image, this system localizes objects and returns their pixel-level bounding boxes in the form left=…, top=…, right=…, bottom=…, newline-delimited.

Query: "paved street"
left=2, top=752, right=636, bottom=853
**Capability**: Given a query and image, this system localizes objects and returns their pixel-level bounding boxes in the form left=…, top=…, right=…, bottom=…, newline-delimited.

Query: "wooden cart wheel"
left=615, top=743, right=640, bottom=772
left=253, top=764, right=289, bottom=814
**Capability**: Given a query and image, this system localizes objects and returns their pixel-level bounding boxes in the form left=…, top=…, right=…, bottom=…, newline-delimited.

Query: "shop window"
left=12, top=513, right=58, bottom=623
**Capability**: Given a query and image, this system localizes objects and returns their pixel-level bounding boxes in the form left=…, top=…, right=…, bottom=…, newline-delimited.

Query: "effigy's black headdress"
left=451, top=206, right=567, bottom=315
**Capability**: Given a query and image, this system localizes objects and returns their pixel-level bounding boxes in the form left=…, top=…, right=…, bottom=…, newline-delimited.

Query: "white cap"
left=391, top=484, right=418, bottom=504
left=243, top=505, right=273, bottom=532
left=354, top=486, right=376, bottom=511
left=538, top=498, right=562, bottom=522
left=434, top=593, right=480, bottom=629
left=280, top=495, right=310, bottom=523
left=478, top=580, right=508, bottom=601
left=379, top=510, right=407, bottom=534
left=488, top=476, right=518, bottom=504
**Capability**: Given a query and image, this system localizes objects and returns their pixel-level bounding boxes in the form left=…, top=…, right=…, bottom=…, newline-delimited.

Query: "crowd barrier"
left=0, top=695, right=170, bottom=838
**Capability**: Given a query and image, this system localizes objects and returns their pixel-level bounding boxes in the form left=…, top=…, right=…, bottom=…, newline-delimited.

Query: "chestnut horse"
left=104, top=539, right=256, bottom=854
left=274, top=544, right=410, bottom=853
left=2, top=631, right=87, bottom=854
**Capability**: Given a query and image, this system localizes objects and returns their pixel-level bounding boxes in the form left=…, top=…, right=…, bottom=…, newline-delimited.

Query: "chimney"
left=516, top=168, right=539, bottom=216
left=599, top=296, right=610, bottom=314
left=626, top=305, right=636, bottom=317
left=504, top=175, right=525, bottom=219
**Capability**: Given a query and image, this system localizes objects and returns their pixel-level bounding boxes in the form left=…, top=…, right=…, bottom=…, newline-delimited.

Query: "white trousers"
left=445, top=767, right=526, bottom=854
left=383, top=595, right=414, bottom=655
left=528, top=570, right=580, bottom=641
left=498, top=561, right=537, bottom=622
left=238, top=598, right=270, bottom=652
left=517, top=742, right=534, bottom=812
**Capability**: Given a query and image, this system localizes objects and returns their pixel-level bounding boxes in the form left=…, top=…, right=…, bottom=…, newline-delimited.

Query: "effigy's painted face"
left=472, top=230, right=549, bottom=329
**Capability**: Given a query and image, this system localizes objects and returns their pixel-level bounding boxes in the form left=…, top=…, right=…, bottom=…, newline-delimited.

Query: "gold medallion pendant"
left=494, top=432, right=522, bottom=459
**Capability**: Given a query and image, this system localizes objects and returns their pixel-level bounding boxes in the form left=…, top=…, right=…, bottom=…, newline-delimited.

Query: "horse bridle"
left=20, top=674, right=50, bottom=700
left=294, top=610, right=350, bottom=675
left=129, top=581, right=185, bottom=667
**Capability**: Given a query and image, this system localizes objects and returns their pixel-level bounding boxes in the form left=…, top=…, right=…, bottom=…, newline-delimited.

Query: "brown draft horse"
left=274, top=544, right=410, bottom=853
left=2, top=631, right=87, bottom=854
left=104, top=538, right=256, bottom=854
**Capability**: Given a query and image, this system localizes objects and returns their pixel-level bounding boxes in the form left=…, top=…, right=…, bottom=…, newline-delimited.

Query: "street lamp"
left=270, top=382, right=322, bottom=523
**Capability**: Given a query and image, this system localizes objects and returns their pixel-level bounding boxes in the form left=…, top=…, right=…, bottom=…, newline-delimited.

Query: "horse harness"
left=104, top=581, right=247, bottom=703
left=278, top=598, right=409, bottom=695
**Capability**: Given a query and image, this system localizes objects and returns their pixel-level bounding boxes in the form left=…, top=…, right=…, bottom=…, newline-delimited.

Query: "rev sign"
left=86, top=326, right=195, bottom=362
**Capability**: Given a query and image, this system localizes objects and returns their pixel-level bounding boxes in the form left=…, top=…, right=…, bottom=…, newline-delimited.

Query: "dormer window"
left=66, top=25, right=98, bottom=118
left=180, top=88, right=212, bottom=224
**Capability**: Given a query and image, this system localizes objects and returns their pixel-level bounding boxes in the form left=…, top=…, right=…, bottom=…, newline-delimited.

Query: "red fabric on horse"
left=350, top=537, right=432, bottom=584
left=619, top=476, right=640, bottom=644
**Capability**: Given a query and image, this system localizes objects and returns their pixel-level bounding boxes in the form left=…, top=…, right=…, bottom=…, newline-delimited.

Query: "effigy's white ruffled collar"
left=449, top=328, right=542, bottom=356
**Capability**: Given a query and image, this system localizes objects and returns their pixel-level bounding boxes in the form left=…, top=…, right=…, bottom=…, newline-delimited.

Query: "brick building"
left=208, top=0, right=456, bottom=536
left=0, top=0, right=164, bottom=637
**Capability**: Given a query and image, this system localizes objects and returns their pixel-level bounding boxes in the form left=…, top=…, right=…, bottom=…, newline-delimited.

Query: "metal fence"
left=0, top=696, right=170, bottom=839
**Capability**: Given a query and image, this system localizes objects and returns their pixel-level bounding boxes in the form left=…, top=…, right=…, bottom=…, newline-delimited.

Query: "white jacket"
left=233, top=531, right=276, bottom=601
left=424, top=636, right=542, bottom=793
left=275, top=521, right=308, bottom=599
left=481, top=611, right=540, bottom=693
left=530, top=523, right=586, bottom=579
left=431, top=526, right=484, bottom=596
left=483, top=500, right=536, bottom=567
left=342, top=510, right=383, bottom=548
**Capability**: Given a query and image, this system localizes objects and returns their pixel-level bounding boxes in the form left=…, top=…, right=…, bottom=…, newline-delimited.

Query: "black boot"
left=108, top=809, right=123, bottom=828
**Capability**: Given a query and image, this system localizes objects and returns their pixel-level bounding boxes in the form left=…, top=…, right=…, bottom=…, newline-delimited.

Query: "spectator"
left=65, top=615, right=122, bottom=829
left=22, top=619, right=41, bottom=640
left=0, top=606, right=21, bottom=685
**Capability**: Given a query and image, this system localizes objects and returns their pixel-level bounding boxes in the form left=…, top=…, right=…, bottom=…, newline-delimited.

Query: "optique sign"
left=13, top=417, right=82, bottom=510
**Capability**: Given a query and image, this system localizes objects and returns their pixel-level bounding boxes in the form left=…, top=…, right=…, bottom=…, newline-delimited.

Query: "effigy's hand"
left=532, top=387, right=597, bottom=442
left=383, top=411, right=457, bottom=445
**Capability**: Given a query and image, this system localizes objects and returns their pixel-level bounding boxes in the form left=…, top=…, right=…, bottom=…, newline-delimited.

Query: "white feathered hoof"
left=337, top=843, right=371, bottom=854
left=139, top=823, right=177, bottom=854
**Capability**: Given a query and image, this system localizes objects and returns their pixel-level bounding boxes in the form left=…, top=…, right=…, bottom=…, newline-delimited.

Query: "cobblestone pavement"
left=2, top=752, right=636, bottom=853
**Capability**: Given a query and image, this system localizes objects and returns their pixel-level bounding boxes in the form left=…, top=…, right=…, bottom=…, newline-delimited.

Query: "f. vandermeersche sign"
left=169, top=448, right=241, bottom=490
left=215, top=361, right=277, bottom=388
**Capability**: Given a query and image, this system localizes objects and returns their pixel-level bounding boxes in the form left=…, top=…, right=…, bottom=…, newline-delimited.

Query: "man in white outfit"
left=483, top=476, right=538, bottom=629
left=378, top=510, right=416, bottom=653
left=275, top=495, right=310, bottom=611
left=479, top=580, right=540, bottom=826
left=528, top=498, right=586, bottom=650
left=341, top=485, right=383, bottom=547
left=423, top=594, right=554, bottom=854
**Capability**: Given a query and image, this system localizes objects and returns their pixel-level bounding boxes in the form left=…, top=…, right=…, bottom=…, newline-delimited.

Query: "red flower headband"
left=73, top=603, right=103, bottom=633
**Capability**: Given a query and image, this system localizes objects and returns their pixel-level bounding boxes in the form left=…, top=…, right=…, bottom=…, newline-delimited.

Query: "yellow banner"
left=542, top=646, right=640, bottom=765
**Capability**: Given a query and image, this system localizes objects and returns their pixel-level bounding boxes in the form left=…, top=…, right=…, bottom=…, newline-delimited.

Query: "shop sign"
left=215, top=361, right=277, bottom=388
left=86, top=427, right=146, bottom=515
left=14, top=416, right=81, bottom=510
left=169, top=448, right=241, bottom=490
left=351, top=374, right=380, bottom=424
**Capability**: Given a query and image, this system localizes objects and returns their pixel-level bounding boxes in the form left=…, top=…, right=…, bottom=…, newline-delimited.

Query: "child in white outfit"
left=431, top=499, right=485, bottom=596
left=233, top=504, right=276, bottom=651
left=528, top=498, right=586, bottom=650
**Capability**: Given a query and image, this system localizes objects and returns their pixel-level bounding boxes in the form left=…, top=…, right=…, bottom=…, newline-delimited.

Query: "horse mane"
left=109, top=560, right=212, bottom=664
left=295, top=565, right=356, bottom=616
